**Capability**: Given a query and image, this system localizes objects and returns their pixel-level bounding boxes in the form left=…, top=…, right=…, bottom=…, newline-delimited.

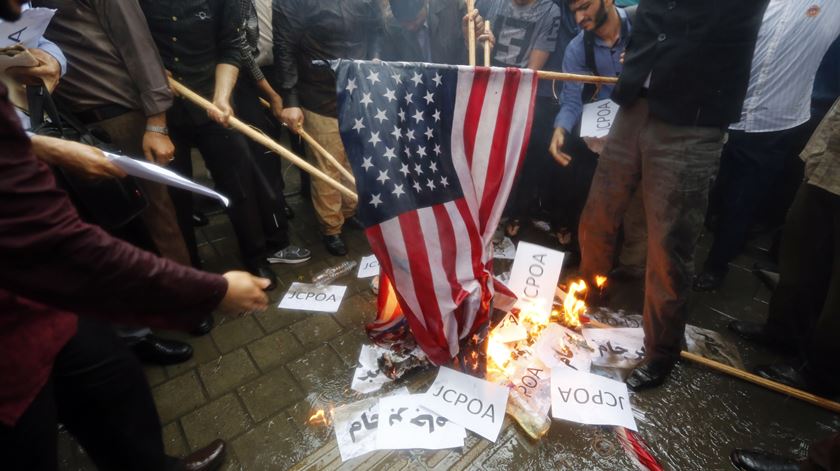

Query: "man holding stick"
left=576, top=0, right=770, bottom=390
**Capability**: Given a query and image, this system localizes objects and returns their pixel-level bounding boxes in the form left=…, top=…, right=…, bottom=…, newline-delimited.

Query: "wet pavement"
left=58, top=161, right=839, bottom=470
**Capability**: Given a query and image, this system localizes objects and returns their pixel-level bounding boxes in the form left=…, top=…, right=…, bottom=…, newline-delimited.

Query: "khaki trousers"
left=302, top=109, right=357, bottom=235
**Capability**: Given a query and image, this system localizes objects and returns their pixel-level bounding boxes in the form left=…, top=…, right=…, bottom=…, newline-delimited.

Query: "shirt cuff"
left=554, top=109, right=576, bottom=134
left=37, top=43, right=67, bottom=76
left=280, top=88, right=300, bottom=108
left=140, top=86, right=174, bottom=118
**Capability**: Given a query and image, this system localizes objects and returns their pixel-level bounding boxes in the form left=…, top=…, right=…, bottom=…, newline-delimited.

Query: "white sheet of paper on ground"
left=351, top=344, right=393, bottom=394
left=105, top=152, right=230, bottom=207
left=507, top=242, right=565, bottom=316
left=333, top=387, right=408, bottom=462
left=550, top=368, right=637, bottom=431
left=0, top=7, right=56, bottom=48
left=580, top=98, right=620, bottom=138
left=492, top=237, right=516, bottom=260
left=357, top=254, right=380, bottom=279
left=277, top=282, right=347, bottom=313
left=376, top=394, right=466, bottom=450
left=582, top=327, right=646, bottom=369
left=535, top=323, right=593, bottom=372
left=491, top=312, right=528, bottom=344
left=422, top=367, right=509, bottom=442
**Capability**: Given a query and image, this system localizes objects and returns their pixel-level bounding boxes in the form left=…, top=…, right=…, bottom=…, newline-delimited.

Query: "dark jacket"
left=612, top=0, right=769, bottom=127
left=0, top=83, right=227, bottom=426
left=381, top=0, right=467, bottom=65
left=273, top=0, right=383, bottom=116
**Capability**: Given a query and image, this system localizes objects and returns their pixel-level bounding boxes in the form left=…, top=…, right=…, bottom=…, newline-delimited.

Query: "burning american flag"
left=335, top=60, right=537, bottom=365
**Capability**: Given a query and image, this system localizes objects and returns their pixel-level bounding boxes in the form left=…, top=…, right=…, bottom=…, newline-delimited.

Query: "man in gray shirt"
left=477, top=0, right=562, bottom=69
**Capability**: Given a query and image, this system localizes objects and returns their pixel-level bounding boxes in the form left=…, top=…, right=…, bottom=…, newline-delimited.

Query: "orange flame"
left=307, top=409, right=330, bottom=427
left=561, top=280, right=588, bottom=328
left=595, top=275, right=607, bottom=289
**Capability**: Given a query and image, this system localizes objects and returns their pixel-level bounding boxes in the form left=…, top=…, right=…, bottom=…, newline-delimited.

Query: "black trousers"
left=0, top=319, right=178, bottom=471
left=766, top=183, right=840, bottom=391
left=704, top=124, right=811, bottom=273
left=168, top=103, right=268, bottom=267
left=543, top=132, right=599, bottom=237
left=233, top=78, right=289, bottom=250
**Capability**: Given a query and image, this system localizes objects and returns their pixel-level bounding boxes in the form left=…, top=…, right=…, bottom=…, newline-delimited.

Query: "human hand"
left=31, top=135, right=127, bottom=179
left=218, top=271, right=271, bottom=316
left=583, top=136, right=607, bottom=155
left=620, top=51, right=625, bottom=64
left=208, top=97, right=233, bottom=126
left=462, top=10, right=493, bottom=49
left=142, top=131, right=176, bottom=165
left=280, top=106, right=304, bottom=130
left=6, top=48, right=61, bottom=91
left=549, top=128, right=572, bottom=166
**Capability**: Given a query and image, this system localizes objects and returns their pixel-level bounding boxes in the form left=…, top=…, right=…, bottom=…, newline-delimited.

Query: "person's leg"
left=617, top=188, right=647, bottom=272
left=168, top=123, right=201, bottom=267
left=0, top=380, right=59, bottom=471
left=52, top=318, right=179, bottom=471
left=638, top=117, right=725, bottom=362
left=578, top=100, right=646, bottom=282
left=802, top=432, right=840, bottom=471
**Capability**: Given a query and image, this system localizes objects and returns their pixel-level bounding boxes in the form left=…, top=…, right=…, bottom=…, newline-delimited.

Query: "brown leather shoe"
left=183, top=439, right=226, bottom=471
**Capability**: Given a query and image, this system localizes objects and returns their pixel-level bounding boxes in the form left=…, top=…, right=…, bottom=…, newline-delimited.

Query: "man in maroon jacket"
left=0, top=4, right=270, bottom=470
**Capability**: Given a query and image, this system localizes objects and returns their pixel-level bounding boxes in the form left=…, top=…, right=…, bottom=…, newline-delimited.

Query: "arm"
left=528, top=5, right=560, bottom=70
left=273, top=0, right=306, bottom=127
left=549, top=38, right=587, bottom=165
left=34, top=35, right=66, bottom=76
left=30, top=134, right=126, bottom=179
left=526, top=49, right=550, bottom=70
left=5, top=48, right=63, bottom=92
left=94, top=0, right=176, bottom=164
left=209, top=63, right=239, bottom=126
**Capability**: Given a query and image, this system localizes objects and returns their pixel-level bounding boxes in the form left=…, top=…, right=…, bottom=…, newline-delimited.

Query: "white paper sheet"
left=507, top=242, right=565, bottom=316
left=277, top=282, right=347, bottom=313
left=0, top=7, right=55, bottom=49
left=376, top=394, right=466, bottom=450
left=105, top=153, right=229, bottom=207
left=535, top=323, right=593, bottom=372
left=350, top=344, right=393, bottom=394
left=492, top=237, right=516, bottom=260
left=580, top=99, right=620, bottom=138
left=582, top=327, right=646, bottom=369
left=356, top=254, right=380, bottom=279
left=423, top=367, right=509, bottom=442
left=333, top=387, right=409, bottom=462
left=491, top=312, right=528, bottom=344
left=550, top=368, right=637, bottom=431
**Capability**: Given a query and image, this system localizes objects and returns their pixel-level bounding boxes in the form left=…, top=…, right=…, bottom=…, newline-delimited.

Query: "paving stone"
left=198, top=349, right=259, bottom=398
left=289, top=315, right=343, bottom=349
left=162, top=422, right=188, bottom=458
left=153, top=371, right=206, bottom=424
left=287, top=345, right=352, bottom=393
left=254, top=306, right=307, bottom=333
left=181, top=394, right=253, bottom=450
left=144, top=365, right=168, bottom=387
left=165, top=333, right=221, bottom=378
left=211, top=316, right=265, bottom=354
left=329, top=329, right=368, bottom=368
left=231, top=412, right=302, bottom=470
left=247, top=329, right=305, bottom=372
left=333, top=293, right=376, bottom=331
left=238, top=367, right=304, bottom=422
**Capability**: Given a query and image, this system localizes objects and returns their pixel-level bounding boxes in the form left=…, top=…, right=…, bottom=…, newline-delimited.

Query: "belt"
left=75, top=104, right=132, bottom=125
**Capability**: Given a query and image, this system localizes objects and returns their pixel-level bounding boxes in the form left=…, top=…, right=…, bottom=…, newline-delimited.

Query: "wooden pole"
left=467, top=0, right=476, bottom=66
left=257, top=98, right=356, bottom=185
left=169, top=78, right=358, bottom=203
left=483, top=20, right=492, bottom=67
left=583, top=318, right=840, bottom=414
left=537, top=70, right=618, bottom=84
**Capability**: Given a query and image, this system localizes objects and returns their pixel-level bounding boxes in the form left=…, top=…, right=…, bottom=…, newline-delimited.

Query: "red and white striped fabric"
left=336, top=61, right=537, bottom=365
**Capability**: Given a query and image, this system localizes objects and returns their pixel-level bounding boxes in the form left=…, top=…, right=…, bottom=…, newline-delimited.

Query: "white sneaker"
left=267, top=245, right=311, bottom=264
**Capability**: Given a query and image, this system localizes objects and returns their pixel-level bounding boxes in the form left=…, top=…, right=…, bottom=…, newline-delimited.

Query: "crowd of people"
left=1, top=0, right=838, bottom=469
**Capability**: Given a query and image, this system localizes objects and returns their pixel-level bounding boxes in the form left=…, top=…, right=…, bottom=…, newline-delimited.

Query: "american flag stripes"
left=336, top=60, right=537, bottom=365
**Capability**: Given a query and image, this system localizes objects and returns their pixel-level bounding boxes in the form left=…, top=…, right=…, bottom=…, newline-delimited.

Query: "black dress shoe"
left=693, top=269, right=726, bottom=291
left=182, top=439, right=226, bottom=471
left=192, top=211, right=209, bottom=227
left=626, top=358, right=676, bottom=391
left=729, top=449, right=799, bottom=471
left=608, top=265, right=645, bottom=281
left=323, top=234, right=348, bottom=256
left=247, top=262, right=277, bottom=291
left=191, top=315, right=214, bottom=336
left=728, top=320, right=794, bottom=353
left=130, top=334, right=193, bottom=366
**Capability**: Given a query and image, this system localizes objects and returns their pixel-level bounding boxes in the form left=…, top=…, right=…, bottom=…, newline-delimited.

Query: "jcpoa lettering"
left=596, top=101, right=614, bottom=129
left=286, top=291, right=338, bottom=302
left=522, top=253, right=548, bottom=299
left=555, top=386, right=626, bottom=410
left=429, top=385, right=497, bottom=422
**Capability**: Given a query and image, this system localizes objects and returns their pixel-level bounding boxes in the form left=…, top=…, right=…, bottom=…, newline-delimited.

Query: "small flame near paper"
left=307, top=408, right=333, bottom=427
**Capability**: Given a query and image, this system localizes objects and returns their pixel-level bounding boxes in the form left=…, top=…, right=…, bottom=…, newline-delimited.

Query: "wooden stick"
left=258, top=98, right=356, bottom=185
left=169, top=78, right=358, bottom=202
left=584, top=318, right=840, bottom=414
left=483, top=20, right=491, bottom=67
left=537, top=70, right=618, bottom=84
left=467, top=0, right=476, bottom=66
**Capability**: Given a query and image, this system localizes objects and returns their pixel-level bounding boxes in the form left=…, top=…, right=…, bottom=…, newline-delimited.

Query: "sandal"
left=505, top=218, right=522, bottom=238
left=555, top=228, right=573, bottom=246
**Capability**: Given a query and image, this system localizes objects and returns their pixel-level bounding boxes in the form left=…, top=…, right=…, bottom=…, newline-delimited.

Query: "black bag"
left=26, top=85, right=148, bottom=230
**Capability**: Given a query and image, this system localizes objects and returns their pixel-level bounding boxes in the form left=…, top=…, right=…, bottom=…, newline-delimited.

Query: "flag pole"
left=537, top=70, right=618, bottom=84
left=168, top=78, right=358, bottom=203
left=467, top=0, right=476, bottom=66
left=257, top=98, right=357, bottom=185
left=483, top=20, right=492, bottom=67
